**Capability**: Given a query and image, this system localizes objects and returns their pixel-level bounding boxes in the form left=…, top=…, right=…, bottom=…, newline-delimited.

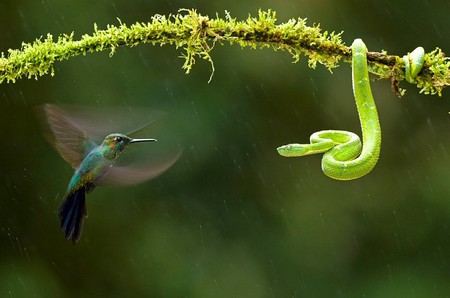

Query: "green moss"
left=0, top=9, right=449, bottom=96
left=414, top=48, right=450, bottom=96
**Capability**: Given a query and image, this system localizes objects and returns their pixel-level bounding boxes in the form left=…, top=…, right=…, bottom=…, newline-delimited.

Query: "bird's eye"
left=115, top=136, right=123, bottom=142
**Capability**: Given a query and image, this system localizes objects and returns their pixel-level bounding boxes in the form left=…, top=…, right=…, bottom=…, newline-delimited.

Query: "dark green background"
left=1, top=0, right=450, bottom=297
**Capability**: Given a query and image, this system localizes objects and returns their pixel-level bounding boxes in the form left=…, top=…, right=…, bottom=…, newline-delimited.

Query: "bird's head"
left=102, top=133, right=156, bottom=160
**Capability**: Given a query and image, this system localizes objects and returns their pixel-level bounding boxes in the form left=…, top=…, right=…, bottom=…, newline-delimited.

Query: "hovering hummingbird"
left=41, top=104, right=180, bottom=243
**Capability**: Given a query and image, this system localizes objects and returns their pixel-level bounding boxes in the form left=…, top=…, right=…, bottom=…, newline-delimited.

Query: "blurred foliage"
left=1, top=0, right=450, bottom=297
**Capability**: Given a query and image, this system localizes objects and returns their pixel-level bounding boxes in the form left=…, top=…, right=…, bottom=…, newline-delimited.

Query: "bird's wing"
left=102, top=150, right=182, bottom=186
left=53, top=105, right=167, bottom=141
left=40, top=104, right=97, bottom=168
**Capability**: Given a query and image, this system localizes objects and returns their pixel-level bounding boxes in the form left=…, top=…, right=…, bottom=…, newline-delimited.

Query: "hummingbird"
left=40, top=104, right=180, bottom=243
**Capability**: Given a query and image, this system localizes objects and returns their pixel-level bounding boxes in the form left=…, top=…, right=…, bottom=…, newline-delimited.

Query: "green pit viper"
left=277, top=39, right=425, bottom=180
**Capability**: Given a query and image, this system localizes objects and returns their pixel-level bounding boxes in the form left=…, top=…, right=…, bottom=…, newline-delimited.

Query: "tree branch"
left=1, top=9, right=449, bottom=95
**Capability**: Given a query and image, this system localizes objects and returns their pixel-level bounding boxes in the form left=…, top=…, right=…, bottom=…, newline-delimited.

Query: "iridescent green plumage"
left=42, top=104, right=180, bottom=243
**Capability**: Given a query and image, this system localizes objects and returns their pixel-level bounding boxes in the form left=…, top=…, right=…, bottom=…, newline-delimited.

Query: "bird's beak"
left=130, top=138, right=157, bottom=144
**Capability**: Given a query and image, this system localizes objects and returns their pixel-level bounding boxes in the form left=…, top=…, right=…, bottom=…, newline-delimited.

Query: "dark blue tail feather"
left=58, top=187, right=87, bottom=243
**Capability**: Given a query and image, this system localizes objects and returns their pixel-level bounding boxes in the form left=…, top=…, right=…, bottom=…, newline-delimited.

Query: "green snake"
left=277, top=39, right=425, bottom=180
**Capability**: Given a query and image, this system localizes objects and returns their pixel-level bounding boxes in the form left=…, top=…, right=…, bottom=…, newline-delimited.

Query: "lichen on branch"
left=0, top=9, right=449, bottom=95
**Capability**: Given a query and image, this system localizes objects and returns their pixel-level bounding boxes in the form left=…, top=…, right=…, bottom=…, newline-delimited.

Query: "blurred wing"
left=40, top=104, right=97, bottom=168
left=54, top=105, right=167, bottom=141
left=103, top=150, right=182, bottom=186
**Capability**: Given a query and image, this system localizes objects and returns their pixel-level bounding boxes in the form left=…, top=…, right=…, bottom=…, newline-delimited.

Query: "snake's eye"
left=115, top=136, right=123, bottom=142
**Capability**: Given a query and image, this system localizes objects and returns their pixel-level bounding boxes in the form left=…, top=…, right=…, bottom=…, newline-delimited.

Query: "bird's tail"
left=58, top=187, right=87, bottom=243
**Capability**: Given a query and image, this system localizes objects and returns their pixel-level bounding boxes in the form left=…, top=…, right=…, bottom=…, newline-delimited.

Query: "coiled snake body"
left=277, top=39, right=424, bottom=180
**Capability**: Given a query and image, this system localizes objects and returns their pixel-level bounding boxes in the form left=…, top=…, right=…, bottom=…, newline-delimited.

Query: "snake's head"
left=277, top=144, right=310, bottom=157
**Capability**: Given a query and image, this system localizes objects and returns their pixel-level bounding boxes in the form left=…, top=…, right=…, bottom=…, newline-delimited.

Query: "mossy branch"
left=1, top=9, right=449, bottom=95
